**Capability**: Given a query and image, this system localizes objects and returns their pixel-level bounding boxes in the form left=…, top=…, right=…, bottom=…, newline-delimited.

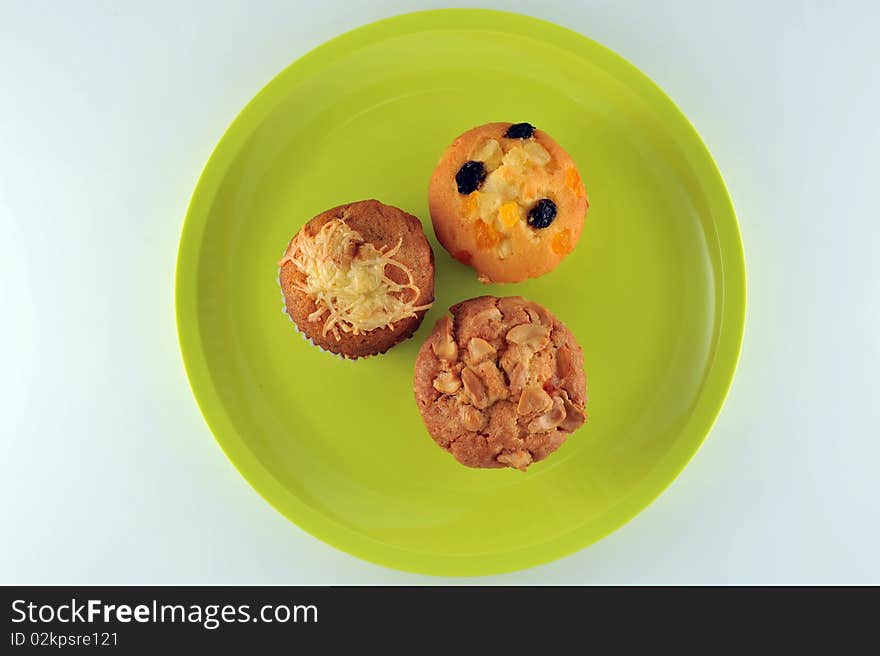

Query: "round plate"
left=176, top=9, right=745, bottom=576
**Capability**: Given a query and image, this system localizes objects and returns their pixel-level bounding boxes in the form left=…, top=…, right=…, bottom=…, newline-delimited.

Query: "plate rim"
left=175, top=8, right=747, bottom=577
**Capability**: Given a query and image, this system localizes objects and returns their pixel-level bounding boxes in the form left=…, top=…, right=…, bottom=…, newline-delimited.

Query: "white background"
left=1, top=0, right=878, bottom=584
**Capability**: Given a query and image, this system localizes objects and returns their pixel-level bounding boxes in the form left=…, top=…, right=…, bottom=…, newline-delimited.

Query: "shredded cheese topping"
left=279, top=218, right=432, bottom=340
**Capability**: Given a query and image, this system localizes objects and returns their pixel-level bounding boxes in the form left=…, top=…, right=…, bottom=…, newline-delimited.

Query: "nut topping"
left=461, top=367, right=489, bottom=409
left=460, top=405, right=487, bottom=432
left=499, top=344, right=531, bottom=396
left=467, top=337, right=496, bottom=363
left=431, top=316, right=458, bottom=362
left=415, top=297, right=587, bottom=472
left=506, top=322, right=550, bottom=349
left=523, top=302, right=552, bottom=326
left=517, top=385, right=553, bottom=416
left=506, top=360, right=528, bottom=396
left=497, top=450, right=533, bottom=471
left=559, top=390, right=587, bottom=432
left=472, top=360, right=509, bottom=407
left=432, top=371, right=461, bottom=395
left=474, top=306, right=503, bottom=324
left=528, top=395, right=566, bottom=432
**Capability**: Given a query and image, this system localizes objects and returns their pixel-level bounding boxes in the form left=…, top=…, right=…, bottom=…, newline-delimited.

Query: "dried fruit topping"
left=481, top=172, right=516, bottom=201
left=461, top=192, right=479, bottom=216
left=473, top=139, right=504, bottom=171
left=552, top=229, right=571, bottom=255
left=564, top=167, right=581, bottom=192
left=456, top=160, right=487, bottom=195
left=476, top=189, right=503, bottom=216
left=474, top=219, right=501, bottom=249
left=523, top=140, right=551, bottom=165
left=501, top=147, right=530, bottom=171
left=498, top=202, right=520, bottom=227
left=504, top=122, right=536, bottom=139
left=527, top=199, right=557, bottom=229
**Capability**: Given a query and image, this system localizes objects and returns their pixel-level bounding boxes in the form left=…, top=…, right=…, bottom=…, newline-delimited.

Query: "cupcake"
left=428, top=122, right=589, bottom=283
left=279, top=200, right=434, bottom=358
left=413, top=296, right=587, bottom=471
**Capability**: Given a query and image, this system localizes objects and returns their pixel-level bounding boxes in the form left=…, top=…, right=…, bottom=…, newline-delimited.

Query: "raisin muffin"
left=279, top=200, right=434, bottom=358
left=413, top=296, right=587, bottom=471
left=428, top=122, right=589, bottom=283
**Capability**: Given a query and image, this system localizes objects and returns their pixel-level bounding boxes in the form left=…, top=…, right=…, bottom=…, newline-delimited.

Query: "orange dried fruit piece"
left=499, top=202, right=520, bottom=227
left=474, top=219, right=501, bottom=249
left=461, top=192, right=479, bottom=216
left=552, top=229, right=571, bottom=255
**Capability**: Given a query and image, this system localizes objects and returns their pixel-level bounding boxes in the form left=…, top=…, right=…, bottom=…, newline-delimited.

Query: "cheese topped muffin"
left=279, top=200, right=434, bottom=358
left=428, top=122, right=589, bottom=283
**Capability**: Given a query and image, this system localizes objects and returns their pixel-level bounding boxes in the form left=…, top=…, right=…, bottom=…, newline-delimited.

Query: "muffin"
left=413, top=296, right=587, bottom=471
left=428, top=122, right=589, bottom=283
left=279, top=200, right=434, bottom=358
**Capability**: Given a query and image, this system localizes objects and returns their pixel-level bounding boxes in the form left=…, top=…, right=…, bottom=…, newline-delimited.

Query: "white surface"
left=1, top=0, right=878, bottom=584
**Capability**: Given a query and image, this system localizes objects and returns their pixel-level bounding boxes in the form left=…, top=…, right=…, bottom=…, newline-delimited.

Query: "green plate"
left=176, top=9, right=745, bottom=576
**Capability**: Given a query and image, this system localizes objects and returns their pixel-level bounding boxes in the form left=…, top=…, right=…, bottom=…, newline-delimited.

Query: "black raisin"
left=527, top=199, right=557, bottom=229
left=504, top=122, right=536, bottom=139
left=455, top=161, right=487, bottom=195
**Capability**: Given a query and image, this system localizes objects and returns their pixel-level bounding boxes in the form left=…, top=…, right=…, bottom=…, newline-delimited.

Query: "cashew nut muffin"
left=413, top=296, right=587, bottom=471
left=279, top=200, right=434, bottom=358
left=428, top=122, right=589, bottom=283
